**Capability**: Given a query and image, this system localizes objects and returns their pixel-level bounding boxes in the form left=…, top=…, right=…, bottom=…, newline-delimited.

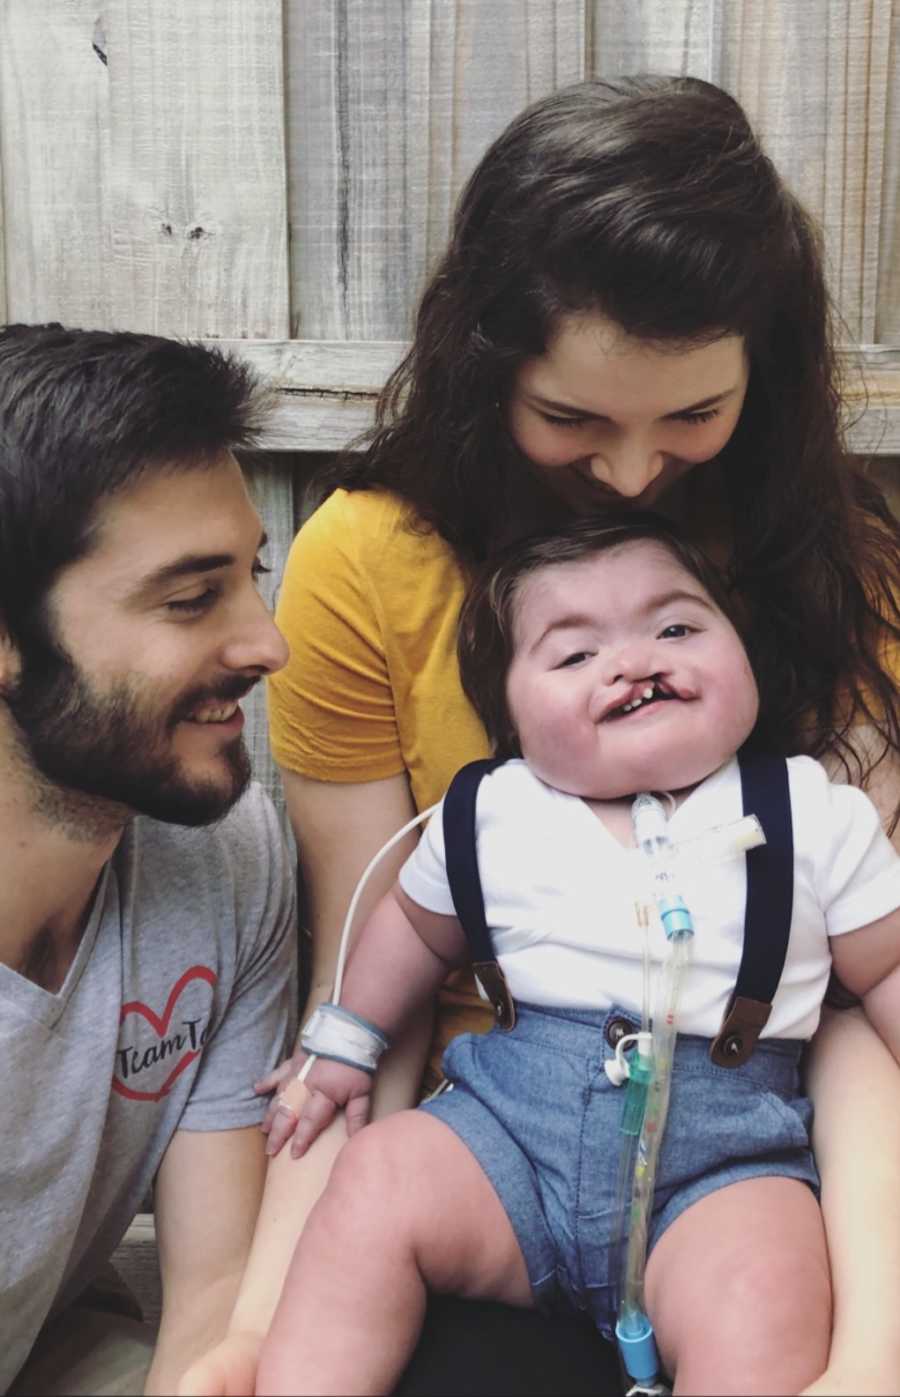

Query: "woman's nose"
left=587, top=445, right=665, bottom=499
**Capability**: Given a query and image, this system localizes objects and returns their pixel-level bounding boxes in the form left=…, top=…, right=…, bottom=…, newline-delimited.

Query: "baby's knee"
left=691, top=1248, right=831, bottom=1392
left=314, top=1113, right=421, bottom=1234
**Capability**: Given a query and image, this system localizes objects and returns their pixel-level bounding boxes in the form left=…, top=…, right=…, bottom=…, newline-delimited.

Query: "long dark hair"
left=318, top=75, right=900, bottom=819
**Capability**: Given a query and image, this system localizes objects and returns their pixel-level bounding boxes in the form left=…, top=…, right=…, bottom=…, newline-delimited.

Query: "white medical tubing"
left=295, top=802, right=440, bottom=1086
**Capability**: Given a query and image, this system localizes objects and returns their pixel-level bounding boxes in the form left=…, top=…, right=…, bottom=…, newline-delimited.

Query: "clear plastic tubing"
left=616, top=794, right=695, bottom=1384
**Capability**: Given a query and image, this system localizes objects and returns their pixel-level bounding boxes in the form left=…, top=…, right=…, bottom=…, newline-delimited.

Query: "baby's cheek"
left=725, top=661, right=760, bottom=740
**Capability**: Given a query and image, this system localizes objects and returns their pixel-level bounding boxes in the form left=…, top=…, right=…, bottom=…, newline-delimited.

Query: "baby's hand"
left=258, top=1052, right=374, bottom=1159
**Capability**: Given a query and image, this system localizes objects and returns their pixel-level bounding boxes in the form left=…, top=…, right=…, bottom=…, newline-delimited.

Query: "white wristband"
left=300, top=1003, right=391, bottom=1074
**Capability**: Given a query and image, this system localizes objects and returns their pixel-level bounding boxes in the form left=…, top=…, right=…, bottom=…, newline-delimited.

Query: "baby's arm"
left=279, top=885, right=467, bottom=1158
left=830, top=907, right=900, bottom=1061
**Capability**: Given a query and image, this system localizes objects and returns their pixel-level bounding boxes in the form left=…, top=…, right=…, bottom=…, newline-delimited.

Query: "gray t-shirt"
left=0, top=782, right=295, bottom=1392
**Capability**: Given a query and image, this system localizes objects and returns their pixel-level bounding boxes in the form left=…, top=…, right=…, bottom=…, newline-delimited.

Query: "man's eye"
left=557, top=650, right=592, bottom=668
left=166, top=589, right=217, bottom=615
left=659, top=623, right=693, bottom=639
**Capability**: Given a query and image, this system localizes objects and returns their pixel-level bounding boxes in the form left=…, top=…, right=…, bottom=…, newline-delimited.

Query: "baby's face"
left=505, top=539, right=759, bottom=800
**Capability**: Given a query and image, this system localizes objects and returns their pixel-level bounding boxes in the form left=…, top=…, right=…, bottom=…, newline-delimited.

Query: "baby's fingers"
left=290, top=1089, right=339, bottom=1160
left=254, top=1053, right=300, bottom=1098
left=345, top=1094, right=373, bottom=1137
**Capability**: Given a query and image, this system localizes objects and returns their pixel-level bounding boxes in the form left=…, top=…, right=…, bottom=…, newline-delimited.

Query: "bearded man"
left=0, top=324, right=295, bottom=1396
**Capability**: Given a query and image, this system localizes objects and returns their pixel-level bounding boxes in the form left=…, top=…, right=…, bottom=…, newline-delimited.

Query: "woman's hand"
left=177, top=1329, right=264, bottom=1396
left=258, top=1051, right=374, bottom=1159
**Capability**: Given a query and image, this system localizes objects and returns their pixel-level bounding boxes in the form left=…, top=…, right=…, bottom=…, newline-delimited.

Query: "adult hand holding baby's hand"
left=257, top=1051, right=373, bottom=1159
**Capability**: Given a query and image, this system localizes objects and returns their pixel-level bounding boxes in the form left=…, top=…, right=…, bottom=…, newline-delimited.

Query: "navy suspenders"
left=709, top=752, right=794, bottom=1065
left=442, top=757, right=517, bottom=1029
left=442, top=751, right=794, bottom=1066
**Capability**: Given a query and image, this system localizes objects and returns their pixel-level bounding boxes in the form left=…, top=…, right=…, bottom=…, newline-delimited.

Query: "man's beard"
left=4, top=625, right=253, bottom=827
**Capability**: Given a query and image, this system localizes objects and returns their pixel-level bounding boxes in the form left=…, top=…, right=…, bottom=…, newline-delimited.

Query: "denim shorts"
left=421, top=1003, right=818, bottom=1335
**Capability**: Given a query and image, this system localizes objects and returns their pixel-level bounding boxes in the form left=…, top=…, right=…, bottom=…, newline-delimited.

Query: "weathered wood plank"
left=209, top=340, right=900, bottom=456
left=842, top=361, right=900, bottom=456
left=589, top=0, right=715, bottom=76
left=875, top=4, right=900, bottom=341
left=0, top=0, right=289, bottom=336
left=719, top=0, right=894, bottom=345
left=0, top=0, right=111, bottom=324
left=107, top=0, right=289, bottom=337
left=284, top=0, right=586, bottom=340
left=0, top=131, right=6, bottom=325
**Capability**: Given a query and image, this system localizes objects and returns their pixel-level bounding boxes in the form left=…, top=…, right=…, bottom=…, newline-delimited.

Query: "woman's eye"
left=538, top=411, right=587, bottom=430
left=166, top=588, right=218, bottom=616
left=252, top=558, right=272, bottom=580
left=671, top=408, right=720, bottom=425
left=659, top=623, right=693, bottom=639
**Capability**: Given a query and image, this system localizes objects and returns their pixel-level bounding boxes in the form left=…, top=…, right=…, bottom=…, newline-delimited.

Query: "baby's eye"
left=659, top=623, right=694, bottom=639
left=556, top=650, right=592, bottom=668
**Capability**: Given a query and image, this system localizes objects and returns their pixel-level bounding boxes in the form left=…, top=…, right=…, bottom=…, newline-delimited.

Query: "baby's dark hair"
left=458, top=511, right=745, bottom=759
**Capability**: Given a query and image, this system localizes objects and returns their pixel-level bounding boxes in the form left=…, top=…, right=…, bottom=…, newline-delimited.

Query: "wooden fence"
left=1, top=0, right=898, bottom=810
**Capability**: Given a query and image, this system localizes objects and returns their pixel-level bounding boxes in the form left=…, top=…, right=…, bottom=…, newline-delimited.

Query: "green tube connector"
left=621, top=1035, right=654, bottom=1136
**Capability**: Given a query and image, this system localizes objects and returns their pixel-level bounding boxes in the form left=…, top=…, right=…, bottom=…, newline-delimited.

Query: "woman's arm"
left=178, top=769, right=436, bottom=1395
left=804, top=734, right=900, bottom=1393
left=802, top=1007, right=900, bottom=1395
left=284, top=767, right=437, bottom=1116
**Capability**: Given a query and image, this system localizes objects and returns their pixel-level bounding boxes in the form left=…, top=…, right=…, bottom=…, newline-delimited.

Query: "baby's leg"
left=644, top=1176, right=831, bottom=1395
left=257, top=1110, right=534, bottom=1397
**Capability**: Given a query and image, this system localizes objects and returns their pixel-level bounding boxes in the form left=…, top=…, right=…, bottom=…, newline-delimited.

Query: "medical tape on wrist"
left=300, top=1003, right=391, bottom=1075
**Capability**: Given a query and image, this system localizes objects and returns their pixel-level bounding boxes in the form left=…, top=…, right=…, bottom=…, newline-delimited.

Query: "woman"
left=185, top=76, right=900, bottom=1396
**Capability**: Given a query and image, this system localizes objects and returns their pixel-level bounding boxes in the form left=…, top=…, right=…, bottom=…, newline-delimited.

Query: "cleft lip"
left=599, top=676, right=682, bottom=723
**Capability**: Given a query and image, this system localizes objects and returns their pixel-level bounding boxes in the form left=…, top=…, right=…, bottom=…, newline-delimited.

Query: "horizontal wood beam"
left=210, top=339, right=900, bottom=456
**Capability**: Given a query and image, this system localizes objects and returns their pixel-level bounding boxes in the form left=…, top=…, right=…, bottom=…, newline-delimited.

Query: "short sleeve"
left=267, top=491, right=406, bottom=783
left=398, top=801, right=457, bottom=916
left=791, top=759, right=900, bottom=937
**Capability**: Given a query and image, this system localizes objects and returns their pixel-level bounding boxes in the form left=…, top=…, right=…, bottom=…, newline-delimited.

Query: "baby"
left=258, top=514, right=900, bottom=1396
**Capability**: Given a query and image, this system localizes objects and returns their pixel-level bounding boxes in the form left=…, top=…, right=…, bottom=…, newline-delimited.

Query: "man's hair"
left=458, top=511, right=746, bottom=759
left=0, top=323, right=269, bottom=646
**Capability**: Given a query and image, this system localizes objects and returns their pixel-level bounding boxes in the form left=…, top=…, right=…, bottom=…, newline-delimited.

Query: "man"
left=0, top=325, right=295, bottom=1395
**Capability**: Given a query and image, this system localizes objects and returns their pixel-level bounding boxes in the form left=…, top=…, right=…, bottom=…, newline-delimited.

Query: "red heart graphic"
left=113, top=965, right=217, bottom=1102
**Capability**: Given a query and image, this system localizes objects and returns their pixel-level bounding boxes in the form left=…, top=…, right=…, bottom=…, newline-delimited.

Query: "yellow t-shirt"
left=268, top=488, right=494, bottom=1087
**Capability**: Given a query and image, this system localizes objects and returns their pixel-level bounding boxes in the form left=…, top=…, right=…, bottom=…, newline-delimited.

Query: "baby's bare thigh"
left=644, top=1177, right=830, bottom=1395
left=327, top=1110, right=535, bottom=1309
